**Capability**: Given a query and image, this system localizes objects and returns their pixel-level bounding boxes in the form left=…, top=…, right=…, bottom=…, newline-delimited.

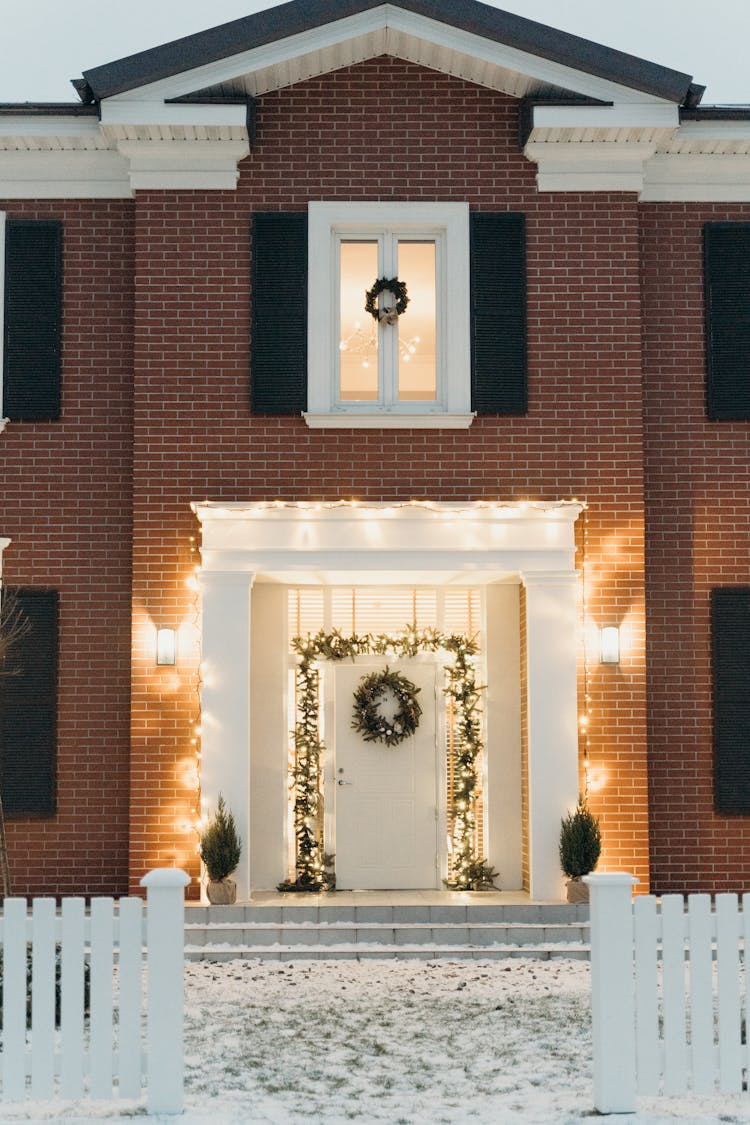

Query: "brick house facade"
left=0, top=0, right=747, bottom=899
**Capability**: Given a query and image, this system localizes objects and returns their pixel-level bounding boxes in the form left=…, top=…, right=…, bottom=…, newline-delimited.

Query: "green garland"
left=364, top=277, right=409, bottom=321
left=279, top=625, right=490, bottom=892
left=352, top=665, right=422, bottom=747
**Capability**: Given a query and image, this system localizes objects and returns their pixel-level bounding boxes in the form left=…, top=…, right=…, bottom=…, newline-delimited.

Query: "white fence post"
left=585, top=872, right=638, bottom=1114
left=140, top=868, right=190, bottom=1115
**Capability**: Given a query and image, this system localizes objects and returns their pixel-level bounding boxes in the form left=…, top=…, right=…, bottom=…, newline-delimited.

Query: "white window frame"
left=305, top=202, right=473, bottom=429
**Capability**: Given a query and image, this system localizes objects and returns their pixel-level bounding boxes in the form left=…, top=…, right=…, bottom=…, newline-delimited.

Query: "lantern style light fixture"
left=599, top=625, right=621, bottom=665
left=156, top=627, right=176, bottom=666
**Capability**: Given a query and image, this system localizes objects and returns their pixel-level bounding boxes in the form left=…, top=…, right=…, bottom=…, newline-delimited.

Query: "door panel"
left=334, top=660, right=438, bottom=889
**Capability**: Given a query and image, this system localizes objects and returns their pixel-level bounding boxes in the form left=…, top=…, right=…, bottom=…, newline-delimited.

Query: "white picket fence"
left=587, top=872, right=750, bottom=1113
left=0, top=868, right=189, bottom=1113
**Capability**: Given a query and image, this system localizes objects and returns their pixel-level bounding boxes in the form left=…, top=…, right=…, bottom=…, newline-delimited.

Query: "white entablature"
left=193, top=499, right=583, bottom=586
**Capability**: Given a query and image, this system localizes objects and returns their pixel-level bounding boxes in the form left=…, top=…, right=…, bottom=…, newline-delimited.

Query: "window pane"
left=397, top=241, right=436, bottom=401
left=339, top=242, right=379, bottom=401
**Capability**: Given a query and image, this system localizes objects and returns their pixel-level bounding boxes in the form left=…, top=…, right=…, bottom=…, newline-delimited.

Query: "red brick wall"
left=128, top=58, right=649, bottom=895
left=0, top=199, right=134, bottom=895
left=641, top=203, right=750, bottom=893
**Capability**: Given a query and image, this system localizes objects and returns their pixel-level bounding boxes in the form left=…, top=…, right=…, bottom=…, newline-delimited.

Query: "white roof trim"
left=100, top=101, right=247, bottom=129
left=102, top=5, right=669, bottom=106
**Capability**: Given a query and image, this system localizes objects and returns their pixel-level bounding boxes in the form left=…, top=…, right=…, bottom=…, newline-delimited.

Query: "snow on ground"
left=3, top=957, right=750, bottom=1123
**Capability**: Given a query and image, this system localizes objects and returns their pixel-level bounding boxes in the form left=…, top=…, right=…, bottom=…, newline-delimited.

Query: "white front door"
left=333, top=659, right=438, bottom=889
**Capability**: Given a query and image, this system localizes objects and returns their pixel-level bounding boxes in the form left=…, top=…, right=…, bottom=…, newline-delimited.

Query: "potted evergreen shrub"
left=559, top=797, right=601, bottom=903
left=199, top=794, right=241, bottom=905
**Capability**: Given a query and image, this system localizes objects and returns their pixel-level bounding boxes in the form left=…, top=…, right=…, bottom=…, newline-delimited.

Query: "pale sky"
left=1, top=0, right=748, bottom=105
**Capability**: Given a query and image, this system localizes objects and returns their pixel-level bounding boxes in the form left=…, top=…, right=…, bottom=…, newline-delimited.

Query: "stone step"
left=183, top=904, right=591, bottom=960
left=185, top=903, right=589, bottom=924
left=185, top=921, right=589, bottom=947
left=185, top=943, right=590, bottom=962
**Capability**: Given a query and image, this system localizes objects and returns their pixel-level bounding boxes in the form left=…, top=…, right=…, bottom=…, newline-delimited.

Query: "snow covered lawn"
left=4, top=957, right=750, bottom=1123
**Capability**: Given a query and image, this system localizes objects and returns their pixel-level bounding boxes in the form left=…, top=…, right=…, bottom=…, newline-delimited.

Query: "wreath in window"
left=351, top=666, right=422, bottom=748
left=365, top=277, right=409, bottom=325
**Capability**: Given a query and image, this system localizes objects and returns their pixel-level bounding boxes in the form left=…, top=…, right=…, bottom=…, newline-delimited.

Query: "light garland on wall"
left=578, top=501, right=592, bottom=799
left=280, top=625, right=492, bottom=892
left=187, top=536, right=205, bottom=859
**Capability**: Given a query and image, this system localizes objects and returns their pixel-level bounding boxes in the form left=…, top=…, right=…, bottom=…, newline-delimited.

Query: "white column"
left=199, top=569, right=255, bottom=901
left=522, top=571, right=579, bottom=901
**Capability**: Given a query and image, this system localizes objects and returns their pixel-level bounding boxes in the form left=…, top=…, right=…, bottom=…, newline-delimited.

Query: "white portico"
left=193, top=500, right=582, bottom=902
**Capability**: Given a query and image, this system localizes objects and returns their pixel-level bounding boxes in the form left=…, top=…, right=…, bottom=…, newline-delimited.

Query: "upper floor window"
left=306, top=202, right=472, bottom=428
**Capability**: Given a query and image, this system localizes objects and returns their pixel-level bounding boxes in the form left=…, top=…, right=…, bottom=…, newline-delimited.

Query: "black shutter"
left=3, top=219, right=62, bottom=420
left=0, top=589, right=58, bottom=816
left=251, top=212, right=307, bottom=414
left=704, top=223, right=750, bottom=420
left=470, top=211, right=527, bottom=414
left=712, top=588, right=750, bottom=815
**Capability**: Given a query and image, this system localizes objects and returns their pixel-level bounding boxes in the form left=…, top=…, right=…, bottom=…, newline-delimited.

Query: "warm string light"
left=188, top=534, right=205, bottom=853
left=339, top=319, right=422, bottom=368
left=191, top=498, right=584, bottom=518
left=579, top=502, right=592, bottom=799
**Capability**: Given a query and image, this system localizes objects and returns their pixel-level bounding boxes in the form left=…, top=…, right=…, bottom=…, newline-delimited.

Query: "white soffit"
left=192, top=499, right=583, bottom=586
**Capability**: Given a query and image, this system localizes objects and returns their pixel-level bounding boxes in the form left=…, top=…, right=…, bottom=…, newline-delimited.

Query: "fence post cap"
left=583, top=872, right=639, bottom=886
left=140, top=868, right=191, bottom=889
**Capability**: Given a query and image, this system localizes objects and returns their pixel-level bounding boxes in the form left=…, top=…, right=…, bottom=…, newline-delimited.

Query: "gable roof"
left=79, top=0, right=700, bottom=106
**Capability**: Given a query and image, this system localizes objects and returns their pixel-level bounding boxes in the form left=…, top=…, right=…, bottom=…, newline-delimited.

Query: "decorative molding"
left=116, top=138, right=249, bottom=191
left=641, top=153, right=750, bottom=201
left=525, top=139, right=659, bottom=193
left=0, top=149, right=131, bottom=198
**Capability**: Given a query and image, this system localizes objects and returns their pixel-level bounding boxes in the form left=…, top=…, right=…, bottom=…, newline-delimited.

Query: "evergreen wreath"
left=364, top=277, right=409, bottom=322
left=352, top=666, right=422, bottom=747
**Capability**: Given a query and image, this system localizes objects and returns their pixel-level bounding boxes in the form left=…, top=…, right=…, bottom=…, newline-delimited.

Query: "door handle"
left=337, top=778, right=353, bottom=786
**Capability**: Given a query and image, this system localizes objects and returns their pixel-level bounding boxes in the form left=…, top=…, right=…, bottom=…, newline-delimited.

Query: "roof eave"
left=79, top=0, right=697, bottom=105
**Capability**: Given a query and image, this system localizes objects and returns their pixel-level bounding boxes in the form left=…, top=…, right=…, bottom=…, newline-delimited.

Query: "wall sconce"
left=599, top=626, right=620, bottom=665
left=156, top=628, right=176, bottom=666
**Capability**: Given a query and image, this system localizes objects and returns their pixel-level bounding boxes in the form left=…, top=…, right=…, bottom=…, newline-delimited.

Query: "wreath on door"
left=351, top=665, right=422, bottom=748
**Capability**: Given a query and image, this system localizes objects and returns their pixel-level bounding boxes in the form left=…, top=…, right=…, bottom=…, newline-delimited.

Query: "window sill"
left=303, top=412, right=476, bottom=430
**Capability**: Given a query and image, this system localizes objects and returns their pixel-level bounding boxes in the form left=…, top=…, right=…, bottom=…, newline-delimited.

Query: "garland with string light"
left=278, top=625, right=492, bottom=892
left=352, top=666, right=422, bottom=747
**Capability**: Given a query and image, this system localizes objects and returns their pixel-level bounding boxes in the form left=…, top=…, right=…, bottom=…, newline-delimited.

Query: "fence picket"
left=1, top=873, right=185, bottom=1112
left=117, top=897, right=143, bottom=1099
left=89, top=898, right=115, bottom=1099
left=716, top=894, right=742, bottom=1093
left=661, top=895, right=688, bottom=1095
left=60, top=898, right=86, bottom=1100
left=2, top=898, right=28, bottom=1101
left=634, top=895, right=660, bottom=1094
left=687, top=894, right=714, bottom=1094
left=30, top=898, right=56, bottom=1100
left=744, top=894, right=750, bottom=1092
